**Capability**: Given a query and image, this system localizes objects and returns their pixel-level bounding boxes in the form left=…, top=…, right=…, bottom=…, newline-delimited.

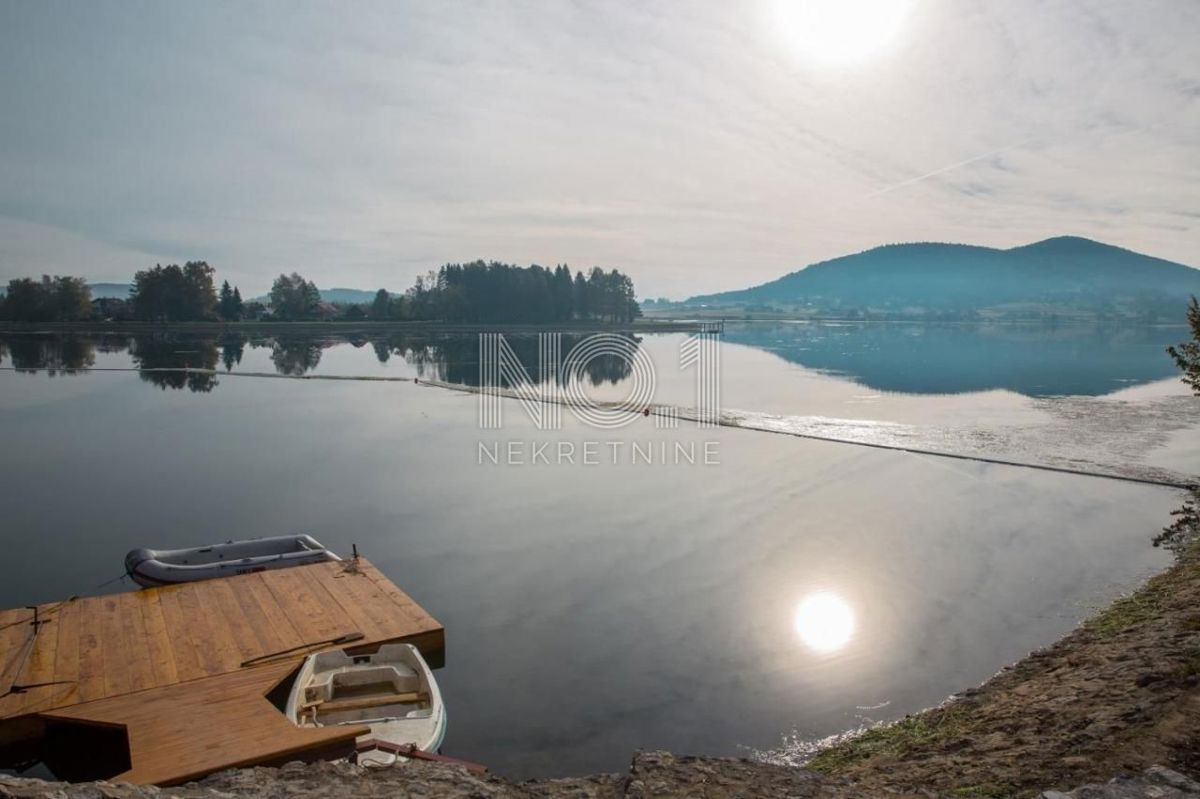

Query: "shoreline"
left=802, top=539, right=1200, bottom=796
left=4, top=541, right=1200, bottom=797
left=0, top=319, right=705, bottom=335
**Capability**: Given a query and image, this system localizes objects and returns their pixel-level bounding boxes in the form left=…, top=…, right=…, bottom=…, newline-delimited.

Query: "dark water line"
left=421, top=378, right=1196, bottom=491
left=720, top=416, right=1193, bottom=490
left=5, top=366, right=1192, bottom=490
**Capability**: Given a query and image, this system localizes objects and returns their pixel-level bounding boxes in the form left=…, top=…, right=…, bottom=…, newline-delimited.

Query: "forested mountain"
left=687, top=237, right=1200, bottom=320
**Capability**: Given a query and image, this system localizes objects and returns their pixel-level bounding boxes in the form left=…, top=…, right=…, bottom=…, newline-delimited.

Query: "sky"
left=0, top=0, right=1198, bottom=299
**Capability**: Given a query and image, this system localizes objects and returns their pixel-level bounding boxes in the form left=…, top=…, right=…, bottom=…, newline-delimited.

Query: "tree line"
left=1, top=260, right=642, bottom=323
left=0, top=276, right=92, bottom=322
left=372, top=262, right=640, bottom=323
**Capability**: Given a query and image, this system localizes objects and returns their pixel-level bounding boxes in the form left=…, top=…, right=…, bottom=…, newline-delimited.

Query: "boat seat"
left=312, top=691, right=429, bottom=714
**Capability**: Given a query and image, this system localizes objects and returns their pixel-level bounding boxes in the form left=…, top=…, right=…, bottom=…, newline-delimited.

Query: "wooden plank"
left=0, top=558, right=443, bottom=728
left=173, top=583, right=229, bottom=678
left=296, top=565, right=388, bottom=643
left=0, top=595, right=90, bottom=710
left=153, top=586, right=204, bottom=682
left=359, top=562, right=440, bottom=628
left=117, top=591, right=155, bottom=694
left=98, top=595, right=131, bottom=699
left=260, top=567, right=355, bottom=646
left=185, top=580, right=242, bottom=675
left=40, top=598, right=83, bottom=712
left=311, top=565, right=394, bottom=641
left=237, top=573, right=304, bottom=655
left=323, top=563, right=444, bottom=660
left=42, top=661, right=369, bottom=786
left=0, top=608, right=34, bottom=696
left=205, top=578, right=268, bottom=660
left=75, top=599, right=106, bottom=704
left=134, top=592, right=178, bottom=687
left=9, top=602, right=60, bottom=715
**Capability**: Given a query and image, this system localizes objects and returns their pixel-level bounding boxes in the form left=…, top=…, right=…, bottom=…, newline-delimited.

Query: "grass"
left=809, top=542, right=1200, bottom=777
left=1084, top=548, right=1198, bottom=639
left=805, top=708, right=974, bottom=773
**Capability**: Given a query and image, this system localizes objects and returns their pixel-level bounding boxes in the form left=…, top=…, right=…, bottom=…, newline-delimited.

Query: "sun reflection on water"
left=794, top=591, right=855, bottom=653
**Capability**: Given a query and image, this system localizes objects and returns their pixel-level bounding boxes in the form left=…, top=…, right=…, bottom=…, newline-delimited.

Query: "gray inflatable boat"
left=124, top=534, right=340, bottom=587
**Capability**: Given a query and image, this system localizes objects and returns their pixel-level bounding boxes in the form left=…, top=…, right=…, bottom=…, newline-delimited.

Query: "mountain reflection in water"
left=0, top=322, right=1188, bottom=399
left=721, top=322, right=1185, bottom=397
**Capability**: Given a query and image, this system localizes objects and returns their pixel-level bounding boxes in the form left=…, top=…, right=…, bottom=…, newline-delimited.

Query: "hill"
left=316, top=287, right=390, bottom=305
left=89, top=282, right=134, bottom=299
left=247, top=288, right=394, bottom=305
left=687, top=237, right=1200, bottom=320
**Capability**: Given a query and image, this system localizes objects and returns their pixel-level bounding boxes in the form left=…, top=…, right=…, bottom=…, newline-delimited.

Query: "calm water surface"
left=0, top=322, right=1194, bottom=777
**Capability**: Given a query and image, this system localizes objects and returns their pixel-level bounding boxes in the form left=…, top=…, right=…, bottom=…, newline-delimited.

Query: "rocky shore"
left=5, top=545, right=1200, bottom=799
left=2, top=756, right=1199, bottom=799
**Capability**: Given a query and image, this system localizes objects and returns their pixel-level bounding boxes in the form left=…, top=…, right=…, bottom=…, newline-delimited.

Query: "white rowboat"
left=123, top=535, right=341, bottom=588
left=285, top=643, right=447, bottom=767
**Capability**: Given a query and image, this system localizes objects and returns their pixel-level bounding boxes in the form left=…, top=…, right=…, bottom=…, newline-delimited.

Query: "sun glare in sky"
left=794, top=591, right=856, bottom=653
left=772, top=0, right=913, bottom=66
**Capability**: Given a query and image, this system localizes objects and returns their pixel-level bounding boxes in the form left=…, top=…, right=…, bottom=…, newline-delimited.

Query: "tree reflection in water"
left=130, top=334, right=220, bottom=393
left=220, top=333, right=245, bottom=373
left=268, top=336, right=325, bottom=377
left=0, top=331, right=642, bottom=392
left=4, top=335, right=96, bottom=376
left=378, top=332, right=637, bottom=387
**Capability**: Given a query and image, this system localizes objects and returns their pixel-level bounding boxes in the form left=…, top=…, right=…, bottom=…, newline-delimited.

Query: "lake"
left=0, top=321, right=1195, bottom=778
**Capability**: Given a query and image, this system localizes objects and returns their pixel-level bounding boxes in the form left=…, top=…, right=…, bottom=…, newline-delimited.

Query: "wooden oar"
left=240, top=631, right=364, bottom=667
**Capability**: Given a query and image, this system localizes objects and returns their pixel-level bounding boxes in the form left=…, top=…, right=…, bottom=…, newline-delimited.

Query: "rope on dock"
left=240, top=631, right=365, bottom=667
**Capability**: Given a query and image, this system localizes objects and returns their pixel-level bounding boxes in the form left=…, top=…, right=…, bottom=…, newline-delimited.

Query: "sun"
left=794, top=591, right=856, bottom=653
left=771, top=0, right=912, bottom=66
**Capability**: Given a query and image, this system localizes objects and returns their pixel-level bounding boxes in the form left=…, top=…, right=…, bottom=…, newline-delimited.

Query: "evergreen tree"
left=371, top=289, right=391, bottom=320
left=218, top=281, right=237, bottom=320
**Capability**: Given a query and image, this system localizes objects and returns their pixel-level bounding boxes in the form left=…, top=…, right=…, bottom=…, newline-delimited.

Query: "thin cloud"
left=861, top=140, right=1034, bottom=200
left=0, top=0, right=1196, bottom=298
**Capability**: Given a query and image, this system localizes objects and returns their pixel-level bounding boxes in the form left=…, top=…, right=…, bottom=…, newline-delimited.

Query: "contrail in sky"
left=862, top=140, right=1033, bottom=199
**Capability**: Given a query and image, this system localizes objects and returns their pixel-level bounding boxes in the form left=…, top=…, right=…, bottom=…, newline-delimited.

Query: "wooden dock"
left=0, top=558, right=444, bottom=785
